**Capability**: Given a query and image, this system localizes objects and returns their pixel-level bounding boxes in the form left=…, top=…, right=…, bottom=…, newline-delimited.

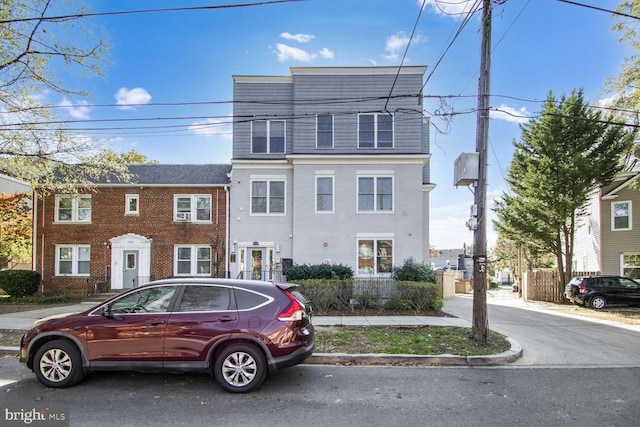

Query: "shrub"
left=0, top=270, right=41, bottom=298
left=295, top=279, right=352, bottom=311
left=385, top=281, right=442, bottom=314
left=286, top=263, right=353, bottom=281
left=392, top=258, right=436, bottom=282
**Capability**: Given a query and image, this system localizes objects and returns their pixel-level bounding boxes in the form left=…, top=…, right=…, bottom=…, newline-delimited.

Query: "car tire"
left=33, top=339, right=85, bottom=388
left=214, top=344, right=266, bottom=393
left=590, top=296, right=607, bottom=310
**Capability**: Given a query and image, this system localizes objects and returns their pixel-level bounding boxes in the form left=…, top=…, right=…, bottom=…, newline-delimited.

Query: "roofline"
left=233, top=66, right=428, bottom=83
left=602, top=171, right=640, bottom=199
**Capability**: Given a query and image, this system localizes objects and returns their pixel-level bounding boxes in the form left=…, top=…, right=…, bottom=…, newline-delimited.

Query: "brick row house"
left=33, top=164, right=231, bottom=295
left=32, top=66, right=435, bottom=295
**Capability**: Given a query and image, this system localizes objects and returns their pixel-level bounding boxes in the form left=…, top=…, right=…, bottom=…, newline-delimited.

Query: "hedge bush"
left=384, top=281, right=442, bottom=313
left=295, top=279, right=353, bottom=311
left=286, top=263, right=354, bottom=281
left=0, top=270, right=41, bottom=297
left=392, top=258, right=436, bottom=282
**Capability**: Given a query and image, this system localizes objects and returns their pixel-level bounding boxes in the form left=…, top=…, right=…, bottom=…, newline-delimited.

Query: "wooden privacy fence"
left=523, top=269, right=563, bottom=302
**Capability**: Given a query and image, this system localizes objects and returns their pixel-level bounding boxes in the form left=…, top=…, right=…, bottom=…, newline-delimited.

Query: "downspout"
left=224, top=185, right=230, bottom=278
left=31, top=190, right=38, bottom=271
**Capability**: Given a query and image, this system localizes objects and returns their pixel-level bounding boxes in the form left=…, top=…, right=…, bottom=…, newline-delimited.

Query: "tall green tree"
left=0, top=193, right=31, bottom=269
left=494, top=89, right=636, bottom=292
left=608, top=0, right=640, bottom=172
left=1, top=0, right=132, bottom=190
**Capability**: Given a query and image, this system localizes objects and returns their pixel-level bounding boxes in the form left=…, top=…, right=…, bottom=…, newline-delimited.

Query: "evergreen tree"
left=494, top=89, right=636, bottom=292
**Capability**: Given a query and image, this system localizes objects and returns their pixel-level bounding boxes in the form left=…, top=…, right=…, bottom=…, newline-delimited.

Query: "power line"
left=0, top=0, right=304, bottom=24
left=555, top=0, right=640, bottom=20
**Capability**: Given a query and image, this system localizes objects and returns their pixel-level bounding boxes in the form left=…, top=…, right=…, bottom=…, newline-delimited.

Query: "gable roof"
left=602, top=171, right=640, bottom=200
left=125, top=164, right=231, bottom=186
left=86, top=164, right=231, bottom=187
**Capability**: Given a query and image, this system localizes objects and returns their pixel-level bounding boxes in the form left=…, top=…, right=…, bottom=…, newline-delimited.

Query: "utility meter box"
left=454, top=153, right=479, bottom=187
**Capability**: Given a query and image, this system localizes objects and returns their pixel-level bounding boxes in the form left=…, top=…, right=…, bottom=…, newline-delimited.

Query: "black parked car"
left=564, top=276, right=640, bottom=309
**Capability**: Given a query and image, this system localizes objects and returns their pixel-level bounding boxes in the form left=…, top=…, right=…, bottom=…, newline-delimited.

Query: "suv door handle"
left=217, top=315, right=237, bottom=323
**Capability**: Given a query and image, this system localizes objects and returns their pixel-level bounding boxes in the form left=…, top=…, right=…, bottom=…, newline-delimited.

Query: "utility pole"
left=472, top=0, right=492, bottom=343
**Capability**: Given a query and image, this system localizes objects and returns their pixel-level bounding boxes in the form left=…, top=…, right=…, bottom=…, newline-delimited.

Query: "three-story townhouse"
left=228, top=66, right=435, bottom=280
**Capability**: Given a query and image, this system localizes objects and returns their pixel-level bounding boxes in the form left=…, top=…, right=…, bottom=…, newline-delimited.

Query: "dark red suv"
left=20, top=279, right=314, bottom=393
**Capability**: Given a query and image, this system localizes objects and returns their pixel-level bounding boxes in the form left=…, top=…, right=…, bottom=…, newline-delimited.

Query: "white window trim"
left=251, top=119, right=286, bottom=154
left=316, top=114, right=334, bottom=149
left=54, top=195, right=92, bottom=223
left=356, top=237, right=394, bottom=277
left=357, top=113, right=394, bottom=149
left=315, top=175, right=335, bottom=214
left=174, top=245, right=211, bottom=276
left=173, top=194, right=212, bottom=223
left=356, top=175, right=394, bottom=213
left=125, top=194, right=139, bottom=216
left=250, top=179, right=286, bottom=216
left=55, top=244, right=91, bottom=276
left=611, top=200, right=632, bottom=231
left=620, top=252, right=640, bottom=277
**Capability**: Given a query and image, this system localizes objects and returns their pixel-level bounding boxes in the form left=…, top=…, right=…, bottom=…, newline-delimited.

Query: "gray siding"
left=229, top=67, right=431, bottom=277
left=600, top=185, right=640, bottom=275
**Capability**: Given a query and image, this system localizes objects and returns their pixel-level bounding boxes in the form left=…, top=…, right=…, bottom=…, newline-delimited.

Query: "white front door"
left=110, top=234, right=151, bottom=290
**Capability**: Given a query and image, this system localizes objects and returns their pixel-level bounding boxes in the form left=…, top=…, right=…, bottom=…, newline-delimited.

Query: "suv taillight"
left=579, top=285, right=587, bottom=294
left=277, top=291, right=304, bottom=321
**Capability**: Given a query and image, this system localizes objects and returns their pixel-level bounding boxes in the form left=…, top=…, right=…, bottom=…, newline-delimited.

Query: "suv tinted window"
left=619, top=278, right=640, bottom=289
left=178, top=285, right=232, bottom=312
left=235, top=288, right=271, bottom=310
left=110, top=286, right=177, bottom=313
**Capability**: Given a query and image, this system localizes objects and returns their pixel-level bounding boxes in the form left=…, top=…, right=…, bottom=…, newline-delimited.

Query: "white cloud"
left=383, top=31, right=426, bottom=61
left=419, top=0, right=477, bottom=16
left=280, top=32, right=315, bottom=43
left=275, top=43, right=317, bottom=62
left=188, top=118, right=232, bottom=138
left=115, top=87, right=152, bottom=110
left=59, top=97, right=91, bottom=119
left=319, top=47, right=334, bottom=59
left=383, top=32, right=411, bottom=60
left=490, top=104, right=531, bottom=124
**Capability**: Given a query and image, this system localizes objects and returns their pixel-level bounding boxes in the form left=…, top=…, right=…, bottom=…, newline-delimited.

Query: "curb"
left=1, top=338, right=523, bottom=365
left=306, top=337, right=523, bottom=366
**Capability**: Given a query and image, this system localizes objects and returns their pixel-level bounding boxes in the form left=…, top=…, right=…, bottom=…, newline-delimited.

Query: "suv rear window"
left=178, top=285, right=232, bottom=312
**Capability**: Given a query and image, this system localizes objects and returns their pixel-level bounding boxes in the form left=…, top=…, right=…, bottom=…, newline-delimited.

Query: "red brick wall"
left=34, top=186, right=228, bottom=296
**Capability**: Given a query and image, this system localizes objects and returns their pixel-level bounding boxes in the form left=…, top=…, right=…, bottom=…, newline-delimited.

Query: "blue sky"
left=50, top=0, right=629, bottom=250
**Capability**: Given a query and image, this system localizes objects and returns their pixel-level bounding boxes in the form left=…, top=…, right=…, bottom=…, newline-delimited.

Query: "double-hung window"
left=175, top=245, right=211, bottom=276
left=358, top=113, right=393, bottom=148
left=357, top=238, right=393, bottom=275
left=612, top=201, right=632, bottom=231
left=316, top=175, right=334, bottom=213
left=252, top=120, right=285, bottom=153
left=316, top=114, right=334, bottom=149
left=125, top=194, right=139, bottom=215
left=621, top=254, right=640, bottom=279
left=174, top=195, right=212, bottom=222
left=251, top=180, right=285, bottom=214
left=56, top=245, right=90, bottom=276
left=55, top=195, right=92, bottom=222
left=357, top=176, right=393, bottom=212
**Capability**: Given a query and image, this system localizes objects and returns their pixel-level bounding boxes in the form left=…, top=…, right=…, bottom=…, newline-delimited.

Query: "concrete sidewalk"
left=0, top=297, right=523, bottom=366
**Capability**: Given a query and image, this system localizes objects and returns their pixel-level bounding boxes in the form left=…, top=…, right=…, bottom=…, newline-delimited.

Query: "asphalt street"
left=443, top=290, right=640, bottom=368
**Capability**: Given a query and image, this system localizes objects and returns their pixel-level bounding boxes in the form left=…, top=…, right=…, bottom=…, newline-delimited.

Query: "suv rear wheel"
left=214, top=344, right=266, bottom=393
left=590, top=295, right=607, bottom=310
